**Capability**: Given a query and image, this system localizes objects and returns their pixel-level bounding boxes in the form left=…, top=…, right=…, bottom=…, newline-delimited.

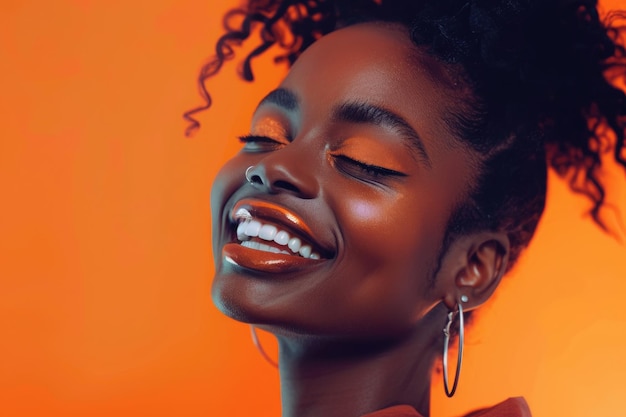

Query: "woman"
left=187, top=1, right=626, bottom=416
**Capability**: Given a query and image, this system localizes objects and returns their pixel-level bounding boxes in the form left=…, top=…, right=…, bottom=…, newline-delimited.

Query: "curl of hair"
left=186, top=0, right=626, bottom=272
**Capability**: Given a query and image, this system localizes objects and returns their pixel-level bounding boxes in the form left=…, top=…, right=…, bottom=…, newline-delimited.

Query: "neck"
left=274, top=307, right=444, bottom=417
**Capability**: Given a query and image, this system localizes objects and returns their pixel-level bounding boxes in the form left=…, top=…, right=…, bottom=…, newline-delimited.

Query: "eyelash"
left=331, top=154, right=406, bottom=179
left=238, top=134, right=406, bottom=181
left=238, top=134, right=286, bottom=152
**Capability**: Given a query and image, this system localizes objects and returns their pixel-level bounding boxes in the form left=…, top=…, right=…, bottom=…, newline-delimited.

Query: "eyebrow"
left=256, top=89, right=431, bottom=167
left=257, top=88, right=299, bottom=112
left=332, top=101, right=431, bottom=167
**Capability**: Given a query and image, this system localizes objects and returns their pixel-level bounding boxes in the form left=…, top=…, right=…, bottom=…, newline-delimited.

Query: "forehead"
left=278, top=22, right=471, bottom=159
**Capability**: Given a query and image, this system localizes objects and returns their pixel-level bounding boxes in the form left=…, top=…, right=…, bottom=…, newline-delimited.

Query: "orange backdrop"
left=1, top=1, right=625, bottom=416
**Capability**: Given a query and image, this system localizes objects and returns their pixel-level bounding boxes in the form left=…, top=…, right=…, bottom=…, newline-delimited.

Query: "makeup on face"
left=210, top=23, right=476, bottom=339
left=224, top=198, right=332, bottom=274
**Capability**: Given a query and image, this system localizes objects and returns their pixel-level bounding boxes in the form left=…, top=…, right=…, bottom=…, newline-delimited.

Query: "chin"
left=211, top=271, right=258, bottom=324
left=210, top=268, right=291, bottom=329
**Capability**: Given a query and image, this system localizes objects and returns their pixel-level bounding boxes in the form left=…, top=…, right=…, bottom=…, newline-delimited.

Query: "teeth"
left=241, top=241, right=259, bottom=250
left=274, top=230, right=289, bottom=245
left=299, top=245, right=312, bottom=258
left=237, top=222, right=248, bottom=240
left=242, top=240, right=302, bottom=255
left=236, top=219, right=322, bottom=260
left=244, top=220, right=262, bottom=237
left=259, top=224, right=277, bottom=241
left=259, top=243, right=280, bottom=253
left=288, top=237, right=301, bottom=253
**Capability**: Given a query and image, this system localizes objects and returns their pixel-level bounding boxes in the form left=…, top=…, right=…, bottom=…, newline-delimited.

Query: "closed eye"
left=238, top=134, right=287, bottom=152
left=331, top=154, right=407, bottom=180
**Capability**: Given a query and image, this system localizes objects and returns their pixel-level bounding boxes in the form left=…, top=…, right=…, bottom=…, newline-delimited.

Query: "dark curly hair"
left=186, top=0, right=626, bottom=275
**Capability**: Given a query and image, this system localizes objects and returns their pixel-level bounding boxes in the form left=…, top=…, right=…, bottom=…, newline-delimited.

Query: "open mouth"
left=222, top=199, right=333, bottom=273
left=228, top=199, right=334, bottom=259
left=236, top=216, right=321, bottom=260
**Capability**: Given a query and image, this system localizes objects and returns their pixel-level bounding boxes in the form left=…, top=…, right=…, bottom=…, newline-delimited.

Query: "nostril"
left=249, top=174, right=264, bottom=186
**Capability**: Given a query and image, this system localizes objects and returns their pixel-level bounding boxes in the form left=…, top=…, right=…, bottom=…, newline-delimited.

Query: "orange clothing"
left=361, top=397, right=531, bottom=417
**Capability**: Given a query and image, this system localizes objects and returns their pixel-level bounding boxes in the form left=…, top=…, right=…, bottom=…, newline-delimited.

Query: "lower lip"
left=222, top=243, right=325, bottom=274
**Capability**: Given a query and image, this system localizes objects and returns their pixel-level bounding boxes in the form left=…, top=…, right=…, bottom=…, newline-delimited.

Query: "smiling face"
left=211, top=23, right=479, bottom=340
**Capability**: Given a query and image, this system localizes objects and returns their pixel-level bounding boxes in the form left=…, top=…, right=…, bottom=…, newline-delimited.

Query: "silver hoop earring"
left=442, top=301, right=464, bottom=397
left=245, top=166, right=255, bottom=184
left=250, top=325, right=278, bottom=369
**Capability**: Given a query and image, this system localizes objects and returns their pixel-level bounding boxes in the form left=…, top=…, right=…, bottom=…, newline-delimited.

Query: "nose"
left=245, top=150, right=320, bottom=198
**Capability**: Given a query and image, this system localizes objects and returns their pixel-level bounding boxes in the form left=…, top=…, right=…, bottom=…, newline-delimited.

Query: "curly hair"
left=186, top=0, right=626, bottom=274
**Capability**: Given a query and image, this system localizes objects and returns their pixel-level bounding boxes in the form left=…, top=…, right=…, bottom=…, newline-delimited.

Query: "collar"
left=361, top=397, right=531, bottom=417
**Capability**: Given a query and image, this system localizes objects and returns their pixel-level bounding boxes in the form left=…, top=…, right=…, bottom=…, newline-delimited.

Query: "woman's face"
left=211, top=23, right=477, bottom=339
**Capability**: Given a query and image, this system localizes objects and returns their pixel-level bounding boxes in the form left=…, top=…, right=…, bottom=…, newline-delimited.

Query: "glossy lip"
left=223, top=242, right=327, bottom=274
left=228, top=198, right=335, bottom=259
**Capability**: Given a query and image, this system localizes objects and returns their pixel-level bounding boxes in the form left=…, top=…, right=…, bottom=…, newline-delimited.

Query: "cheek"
left=210, top=156, right=251, bottom=255
left=344, top=198, right=385, bottom=224
left=320, top=198, right=433, bottom=334
left=346, top=199, right=381, bottom=222
left=327, top=190, right=448, bottom=332
left=210, top=155, right=249, bottom=214
left=337, top=191, right=441, bottom=273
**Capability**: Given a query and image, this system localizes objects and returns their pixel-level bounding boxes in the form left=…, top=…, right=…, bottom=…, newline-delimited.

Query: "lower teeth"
left=241, top=240, right=291, bottom=255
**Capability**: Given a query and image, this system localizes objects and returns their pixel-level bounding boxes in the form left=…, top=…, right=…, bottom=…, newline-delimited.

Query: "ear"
left=440, top=232, right=510, bottom=311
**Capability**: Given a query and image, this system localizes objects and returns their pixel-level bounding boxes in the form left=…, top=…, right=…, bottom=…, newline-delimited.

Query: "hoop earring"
left=442, top=301, right=464, bottom=397
left=245, top=166, right=255, bottom=184
left=250, top=325, right=278, bottom=369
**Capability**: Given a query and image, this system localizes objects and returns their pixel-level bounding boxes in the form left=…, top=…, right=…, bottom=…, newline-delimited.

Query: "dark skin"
left=211, top=23, right=510, bottom=417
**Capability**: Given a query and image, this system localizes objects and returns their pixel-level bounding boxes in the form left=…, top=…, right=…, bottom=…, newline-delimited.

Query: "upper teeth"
left=236, top=219, right=320, bottom=259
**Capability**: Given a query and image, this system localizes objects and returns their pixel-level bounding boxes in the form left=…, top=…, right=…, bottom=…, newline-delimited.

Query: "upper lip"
left=229, top=198, right=335, bottom=258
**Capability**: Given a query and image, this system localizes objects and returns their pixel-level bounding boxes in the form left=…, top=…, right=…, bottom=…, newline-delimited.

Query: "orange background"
left=1, top=1, right=625, bottom=416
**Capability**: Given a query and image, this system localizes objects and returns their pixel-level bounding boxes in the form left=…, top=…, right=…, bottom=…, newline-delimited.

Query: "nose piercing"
left=245, top=166, right=255, bottom=184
